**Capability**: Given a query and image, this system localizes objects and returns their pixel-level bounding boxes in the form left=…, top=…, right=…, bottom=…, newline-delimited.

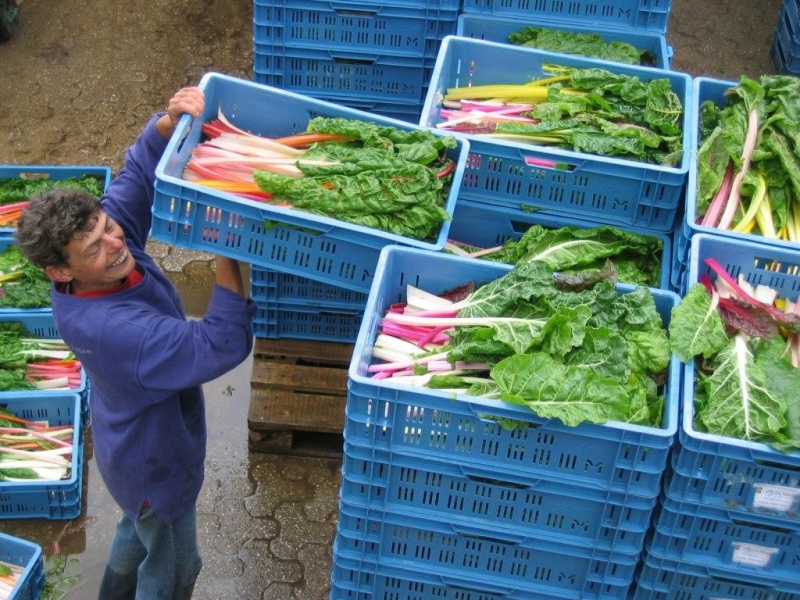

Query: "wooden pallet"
left=247, top=338, right=353, bottom=458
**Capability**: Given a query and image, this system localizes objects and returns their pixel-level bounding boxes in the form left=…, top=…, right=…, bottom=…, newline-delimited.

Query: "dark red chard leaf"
left=717, top=297, right=781, bottom=339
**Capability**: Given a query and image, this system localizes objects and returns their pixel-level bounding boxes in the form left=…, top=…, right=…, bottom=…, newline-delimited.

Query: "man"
left=15, top=86, right=255, bottom=599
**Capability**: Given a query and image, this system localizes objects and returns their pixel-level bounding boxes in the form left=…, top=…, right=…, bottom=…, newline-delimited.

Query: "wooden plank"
left=248, top=387, right=345, bottom=433
left=248, top=429, right=343, bottom=459
left=253, top=338, right=354, bottom=365
left=250, top=362, right=347, bottom=396
left=247, top=338, right=351, bottom=456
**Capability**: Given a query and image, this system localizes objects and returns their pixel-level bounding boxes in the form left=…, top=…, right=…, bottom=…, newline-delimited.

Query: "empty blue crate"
left=421, top=37, right=692, bottom=232
left=459, top=0, right=672, bottom=33
left=456, top=13, right=672, bottom=69
left=346, top=246, right=681, bottom=498
left=250, top=267, right=368, bottom=309
left=673, top=77, right=800, bottom=292
left=0, top=533, right=45, bottom=600
left=253, top=0, right=458, bottom=59
left=253, top=45, right=435, bottom=106
left=334, top=503, right=639, bottom=599
left=632, top=553, right=800, bottom=600
left=668, top=233, right=800, bottom=521
left=0, top=393, right=84, bottom=520
left=0, top=164, right=111, bottom=235
left=252, top=301, right=364, bottom=342
left=647, top=493, right=800, bottom=583
left=340, top=442, right=657, bottom=555
left=448, top=199, right=673, bottom=290
left=152, top=72, right=468, bottom=293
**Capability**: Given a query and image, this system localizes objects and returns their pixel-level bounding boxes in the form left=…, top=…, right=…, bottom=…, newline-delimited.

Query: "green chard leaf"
left=669, top=283, right=730, bottom=362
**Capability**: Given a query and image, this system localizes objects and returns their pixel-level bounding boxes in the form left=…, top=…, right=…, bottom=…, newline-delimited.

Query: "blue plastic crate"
left=346, top=246, right=681, bottom=498
left=0, top=393, right=84, bottom=520
left=420, top=37, right=692, bottom=232
left=331, top=554, right=632, bottom=600
left=448, top=199, right=673, bottom=290
left=152, top=73, right=468, bottom=294
left=0, top=164, right=111, bottom=235
left=252, top=300, right=364, bottom=342
left=251, top=267, right=368, bottom=309
left=327, top=98, right=423, bottom=124
left=674, top=77, right=800, bottom=292
left=253, top=45, right=436, bottom=106
left=0, top=311, right=89, bottom=421
left=0, top=533, right=44, bottom=600
left=669, top=233, right=800, bottom=520
left=333, top=503, right=638, bottom=599
left=646, top=494, right=800, bottom=582
left=459, top=0, right=671, bottom=34
left=456, top=13, right=672, bottom=69
left=339, top=441, right=657, bottom=555
left=253, top=0, right=457, bottom=59
left=632, top=553, right=800, bottom=600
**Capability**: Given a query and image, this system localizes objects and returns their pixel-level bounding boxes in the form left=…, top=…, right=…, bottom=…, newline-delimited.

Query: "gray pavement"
left=0, top=1, right=788, bottom=599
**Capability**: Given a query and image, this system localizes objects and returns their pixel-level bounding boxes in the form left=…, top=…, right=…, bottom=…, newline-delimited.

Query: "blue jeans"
left=98, top=504, right=201, bottom=600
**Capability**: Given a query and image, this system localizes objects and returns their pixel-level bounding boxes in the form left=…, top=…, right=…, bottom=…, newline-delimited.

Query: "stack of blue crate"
left=771, top=0, right=800, bottom=74
left=251, top=0, right=459, bottom=123
left=631, top=234, right=800, bottom=600
left=330, top=246, right=683, bottom=599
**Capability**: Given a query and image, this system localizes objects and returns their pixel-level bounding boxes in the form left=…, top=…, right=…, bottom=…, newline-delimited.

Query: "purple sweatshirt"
left=51, top=114, right=255, bottom=523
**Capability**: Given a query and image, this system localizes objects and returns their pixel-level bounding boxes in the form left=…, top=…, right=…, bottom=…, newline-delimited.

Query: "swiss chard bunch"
left=0, top=244, right=51, bottom=308
left=371, top=260, right=671, bottom=428
left=669, top=258, right=800, bottom=453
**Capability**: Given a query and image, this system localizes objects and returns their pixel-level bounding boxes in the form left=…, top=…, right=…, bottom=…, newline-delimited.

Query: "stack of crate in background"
left=251, top=0, right=459, bottom=123
left=772, top=0, right=800, bottom=73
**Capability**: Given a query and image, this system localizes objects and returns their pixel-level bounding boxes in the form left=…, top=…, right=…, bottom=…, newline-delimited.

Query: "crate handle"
left=332, top=56, right=378, bottom=66
left=439, top=576, right=515, bottom=596
left=333, top=8, right=378, bottom=18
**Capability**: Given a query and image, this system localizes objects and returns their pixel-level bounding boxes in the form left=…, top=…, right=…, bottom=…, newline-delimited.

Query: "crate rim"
left=421, top=35, right=692, bottom=177
left=349, top=244, right=681, bottom=439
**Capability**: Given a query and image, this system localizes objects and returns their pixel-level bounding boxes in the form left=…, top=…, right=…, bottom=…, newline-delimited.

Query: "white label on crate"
left=752, top=484, right=800, bottom=513
left=731, top=542, right=779, bottom=568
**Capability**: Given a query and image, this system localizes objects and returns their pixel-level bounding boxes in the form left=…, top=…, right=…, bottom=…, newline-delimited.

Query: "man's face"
left=57, top=210, right=135, bottom=293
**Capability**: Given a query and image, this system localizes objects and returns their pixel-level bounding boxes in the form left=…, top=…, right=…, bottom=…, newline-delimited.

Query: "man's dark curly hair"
left=16, top=188, right=102, bottom=268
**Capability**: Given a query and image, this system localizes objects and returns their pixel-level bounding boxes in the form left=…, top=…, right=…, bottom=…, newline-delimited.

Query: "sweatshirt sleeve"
left=131, top=285, right=256, bottom=401
left=101, top=113, right=169, bottom=248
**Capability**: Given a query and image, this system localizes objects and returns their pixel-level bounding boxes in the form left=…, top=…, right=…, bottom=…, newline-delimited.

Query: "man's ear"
left=45, top=264, right=73, bottom=284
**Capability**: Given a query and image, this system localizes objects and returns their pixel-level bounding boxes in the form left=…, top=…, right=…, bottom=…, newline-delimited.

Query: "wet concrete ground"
left=0, top=1, right=788, bottom=598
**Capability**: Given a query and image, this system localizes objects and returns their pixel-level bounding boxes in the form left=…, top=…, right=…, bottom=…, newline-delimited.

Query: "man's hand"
left=156, top=86, right=205, bottom=138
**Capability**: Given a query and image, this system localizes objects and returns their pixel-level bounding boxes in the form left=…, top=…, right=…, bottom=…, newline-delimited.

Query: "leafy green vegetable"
left=669, top=280, right=800, bottom=452
left=445, top=262, right=670, bottom=426
left=0, top=174, right=104, bottom=206
left=0, top=244, right=51, bottom=308
left=254, top=117, right=457, bottom=240
left=467, top=222, right=663, bottom=286
left=668, top=283, right=730, bottom=362
left=508, top=27, right=651, bottom=66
